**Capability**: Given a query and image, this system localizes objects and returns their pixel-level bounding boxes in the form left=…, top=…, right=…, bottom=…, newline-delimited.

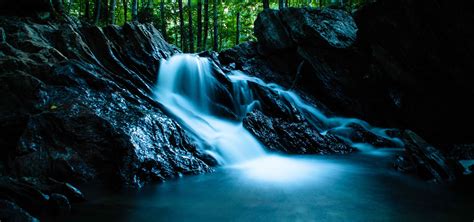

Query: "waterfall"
left=153, top=54, right=266, bottom=164
left=153, top=54, right=402, bottom=165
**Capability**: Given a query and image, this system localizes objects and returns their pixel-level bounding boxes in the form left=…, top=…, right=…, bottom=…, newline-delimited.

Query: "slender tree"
left=188, top=0, right=194, bottom=53
left=109, top=0, right=116, bottom=24
left=85, top=0, right=91, bottom=20
left=263, top=0, right=270, bottom=9
left=279, top=0, right=284, bottom=9
left=319, top=0, right=323, bottom=8
left=235, top=12, right=240, bottom=45
left=203, top=0, right=209, bottom=50
left=121, top=0, right=128, bottom=22
left=212, top=0, right=218, bottom=51
left=131, top=0, right=138, bottom=21
left=94, top=0, right=101, bottom=24
left=68, top=0, right=74, bottom=14
left=178, top=0, right=187, bottom=51
left=197, top=0, right=203, bottom=51
left=160, top=0, right=167, bottom=40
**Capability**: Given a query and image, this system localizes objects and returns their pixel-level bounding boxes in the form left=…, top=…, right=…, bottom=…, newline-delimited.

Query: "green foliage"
left=64, top=0, right=368, bottom=52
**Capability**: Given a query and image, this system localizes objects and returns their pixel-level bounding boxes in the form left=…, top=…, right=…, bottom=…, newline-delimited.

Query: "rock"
left=0, top=27, right=5, bottom=43
left=0, top=176, right=86, bottom=218
left=18, top=177, right=85, bottom=202
left=244, top=110, right=353, bottom=154
left=0, top=199, right=39, bottom=222
left=254, top=8, right=357, bottom=51
left=0, top=177, right=49, bottom=216
left=48, top=193, right=70, bottom=215
left=254, top=10, right=293, bottom=51
left=394, top=130, right=457, bottom=183
left=0, top=16, right=210, bottom=188
left=326, top=123, right=402, bottom=148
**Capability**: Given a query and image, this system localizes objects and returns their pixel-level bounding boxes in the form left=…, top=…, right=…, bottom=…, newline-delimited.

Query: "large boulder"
left=394, top=130, right=458, bottom=183
left=0, top=16, right=211, bottom=188
left=254, top=8, right=357, bottom=51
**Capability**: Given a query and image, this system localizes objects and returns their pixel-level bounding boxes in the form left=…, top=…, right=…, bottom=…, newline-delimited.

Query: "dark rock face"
left=255, top=8, right=357, bottom=51
left=354, top=0, right=474, bottom=143
left=0, top=16, right=211, bottom=189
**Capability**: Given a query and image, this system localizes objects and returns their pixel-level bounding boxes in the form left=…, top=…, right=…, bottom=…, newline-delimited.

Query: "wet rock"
left=48, top=193, right=70, bottom=215
left=0, top=199, right=39, bottom=222
left=254, top=10, right=293, bottom=51
left=394, top=130, right=457, bottom=183
left=0, top=16, right=210, bottom=188
left=0, top=177, right=49, bottom=216
left=244, top=110, right=353, bottom=154
left=326, top=123, right=402, bottom=148
left=254, top=8, right=357, bottom=51
left=18, top=177, right=85, bottom=202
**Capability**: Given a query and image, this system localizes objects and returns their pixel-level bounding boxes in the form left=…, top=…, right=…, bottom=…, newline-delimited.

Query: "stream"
left=62, top=149, right=473, bottom=222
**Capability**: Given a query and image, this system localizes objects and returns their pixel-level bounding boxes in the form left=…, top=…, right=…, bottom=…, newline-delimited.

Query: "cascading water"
left=153, top=54, right=402, bottom=166
left=153, top=54, right=266, bottom=164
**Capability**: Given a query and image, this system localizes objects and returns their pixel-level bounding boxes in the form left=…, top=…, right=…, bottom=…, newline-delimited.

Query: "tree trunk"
left=122, top=0, right=128, bottom=22
left=85, top=0, right=91, bottom=20
left=197, top=0, right=202, bottom=51
left=109, top=0, right=116, bottom=24
left=94, top=0, right=101, bottom=24
left=160, top=0, right=167, bottom=40
left=131, top=0, right=138, bottom=21
left=68, top=0, right=74, bottom=14
left=319, top=0, right=323, bottom=8
left=212, top=0, right=218, bottom=51
left=263, top=0, right=270, bottom=9
left=104, top=0, right=109, bottom=21
left=203, top=0, right=209, bottom=50
left=178, top=0, right=187, bottom=51
left=279, top=0, right=284, bottom=9
left=188, top=0, right=194, bottom=53
left=235, top=12, right=240, bottom=45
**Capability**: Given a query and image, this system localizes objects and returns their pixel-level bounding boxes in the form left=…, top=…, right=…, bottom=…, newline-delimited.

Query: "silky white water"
left=153, top=54, right=402, bottom=166
left=153, top=54, right=266, bottom=164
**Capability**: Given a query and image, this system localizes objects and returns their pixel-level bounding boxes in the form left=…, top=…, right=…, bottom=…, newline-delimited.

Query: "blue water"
left=62, top=149, right=473, bottom=222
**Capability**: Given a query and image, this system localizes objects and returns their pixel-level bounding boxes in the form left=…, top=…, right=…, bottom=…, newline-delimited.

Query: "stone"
left=0, top=16, right=210, bottom=188
left=394, top=130, right=457, bottom=183
left=0, top=199, right=39, bottom=222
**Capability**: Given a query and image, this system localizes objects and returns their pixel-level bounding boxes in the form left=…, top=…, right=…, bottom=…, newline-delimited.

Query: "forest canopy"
left=60, top=0, right=367, bottom=52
